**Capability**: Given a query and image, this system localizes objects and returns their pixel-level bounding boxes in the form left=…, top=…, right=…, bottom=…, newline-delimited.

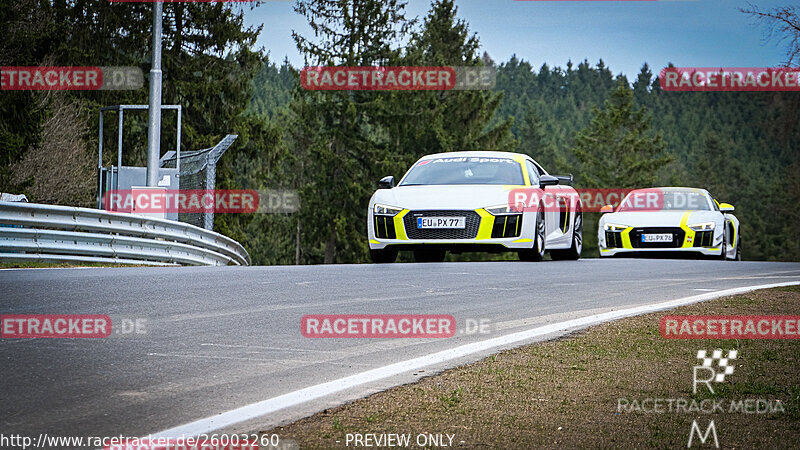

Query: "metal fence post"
left=146, top=2, right=163, bottom=187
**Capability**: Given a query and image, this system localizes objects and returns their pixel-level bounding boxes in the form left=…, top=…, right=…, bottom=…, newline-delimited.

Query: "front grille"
left=693, top=230, right=714, bottom=247
left=404, top=210, right=481, bottom=240
left=374, top=215, right=396, bottom=239
left=491, top=214, right=523, bottom=238
left=630, top=227, right=685, bottom=249
left=605, top=231, right=623, bottom=248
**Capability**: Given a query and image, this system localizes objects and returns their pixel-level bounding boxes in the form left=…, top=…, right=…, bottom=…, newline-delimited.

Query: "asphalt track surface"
left=2, top=259, right=800, bottom=443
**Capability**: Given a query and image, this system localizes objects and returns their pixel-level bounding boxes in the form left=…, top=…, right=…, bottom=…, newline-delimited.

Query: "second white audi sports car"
left=367, top=151, right=583, bottom=263
left=598, top=187, right=741, bottom=260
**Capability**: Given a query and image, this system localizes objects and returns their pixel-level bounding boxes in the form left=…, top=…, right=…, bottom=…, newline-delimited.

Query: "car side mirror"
left=378, top=175, right=395, bottom=189
left=600, top=205, right=614, bottom=214
left=719, top=202, right=734, bottom=212
left=555, top=174, right=574, bottom=185
left=539, top=175, right=559, bottom=187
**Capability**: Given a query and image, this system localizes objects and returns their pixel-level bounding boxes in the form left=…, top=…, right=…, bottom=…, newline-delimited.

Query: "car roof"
left=418, top=151, right=530, bottom=161
left=631, top=187, right=709, bottom=194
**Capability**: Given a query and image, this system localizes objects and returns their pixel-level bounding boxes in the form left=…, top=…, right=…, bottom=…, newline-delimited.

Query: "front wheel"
left=519, top=209, right=546, bottom=262
left=551, top=211, right=582, bottom=261
left=370, top=248, right=398, bottom=264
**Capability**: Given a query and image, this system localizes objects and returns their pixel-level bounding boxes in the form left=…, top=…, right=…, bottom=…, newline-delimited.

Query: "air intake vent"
left=491, top=214, right=523, bottom=238
left=374, top=216, right=396, bottom=239
left=605, top=231, right=623, bottom=249
left=693, top=230, right=714, bottom=247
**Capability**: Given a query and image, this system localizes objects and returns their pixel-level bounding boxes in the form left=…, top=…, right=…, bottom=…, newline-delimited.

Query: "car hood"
left=602, top=210, right=721, bottom=227
left=372, top=185, right=518, bottom=210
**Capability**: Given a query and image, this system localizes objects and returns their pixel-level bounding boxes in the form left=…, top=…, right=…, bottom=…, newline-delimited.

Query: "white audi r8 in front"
left=598, top=187, right=740, bottom=260
left=367, top=151, right=583, bottom=263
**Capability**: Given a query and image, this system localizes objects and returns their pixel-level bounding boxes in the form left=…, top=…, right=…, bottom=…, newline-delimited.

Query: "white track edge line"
left=150, top=281, right=800, bottom=438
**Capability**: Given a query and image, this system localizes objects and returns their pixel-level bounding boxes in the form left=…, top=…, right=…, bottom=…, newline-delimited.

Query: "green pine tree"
left=289, top=0, right=412, bottom=264
left=572, top=80, right=671, bottom=189
left=515, top=101, right=564, bottom=173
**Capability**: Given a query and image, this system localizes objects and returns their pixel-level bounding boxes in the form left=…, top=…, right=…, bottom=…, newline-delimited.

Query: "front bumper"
left=598, top=225, right=722, bottom=257
left=599, top=246, right=722, bottom=257
left=368, top=208, right=535, bottom=251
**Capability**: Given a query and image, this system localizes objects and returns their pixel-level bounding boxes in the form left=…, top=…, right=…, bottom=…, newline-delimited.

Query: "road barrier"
left=0, top=201, right=249, bottom=266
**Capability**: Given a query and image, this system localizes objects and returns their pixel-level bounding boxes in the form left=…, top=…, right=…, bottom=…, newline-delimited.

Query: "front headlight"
left=485, top=204, right=518, bottom=215
left=374, top=204, right=402, bottom=216
left=689, top=222, right=715, bottom=231
left=603, top=223, right=628, bottom=231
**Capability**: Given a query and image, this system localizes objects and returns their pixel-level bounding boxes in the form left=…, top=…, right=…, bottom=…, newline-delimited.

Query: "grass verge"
left=263, top=286, right=800, bottom=448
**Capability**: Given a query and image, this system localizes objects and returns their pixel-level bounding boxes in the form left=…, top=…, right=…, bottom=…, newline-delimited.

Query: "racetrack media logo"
left=693, top=349, right=736, bottom=394
left=1, top=67, right=143, bottom=90
left=660, top=67, right=800, bottom=92
left=687, top=419, right=719, bottom=448
left=301, top=66, right=495, bottom=91
left=689, top=348, right=735, bottom=448
left=617, top=348, right=785, bottom=448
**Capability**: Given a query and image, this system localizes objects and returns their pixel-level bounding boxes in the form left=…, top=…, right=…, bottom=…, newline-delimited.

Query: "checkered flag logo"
left=697, top=349, right=737, bottom=382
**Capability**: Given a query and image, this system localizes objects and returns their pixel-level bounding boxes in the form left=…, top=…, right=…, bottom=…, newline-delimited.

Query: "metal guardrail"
left=0, top=202, right=250, bottom=266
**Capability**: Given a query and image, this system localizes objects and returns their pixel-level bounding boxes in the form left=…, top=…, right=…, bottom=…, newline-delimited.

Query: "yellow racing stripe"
left=393, top=209, right=409, bottom=240
left=476, top=209, right=495, bottom=240
left=679, top=212, right=695, bottom=248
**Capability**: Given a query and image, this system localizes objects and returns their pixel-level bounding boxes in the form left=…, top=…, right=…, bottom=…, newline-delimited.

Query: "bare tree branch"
left=740, top=2, right=800, bottom=67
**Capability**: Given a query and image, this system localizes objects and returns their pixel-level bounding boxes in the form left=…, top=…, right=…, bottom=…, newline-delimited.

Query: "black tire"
left=413, top=248, right=446, bottom=263
left=519, top=209, right=546, bottom=262
left=735, top=235, right=742, bottom=261
left=551, top=211, right=583, bottom=261
left=369, top=248, right=398, bottom=264
left=718, top=234, right=727, bottom=260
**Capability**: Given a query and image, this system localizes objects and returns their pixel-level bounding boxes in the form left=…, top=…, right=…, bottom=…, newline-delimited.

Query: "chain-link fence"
left=160, top=135, right=237, bottom=230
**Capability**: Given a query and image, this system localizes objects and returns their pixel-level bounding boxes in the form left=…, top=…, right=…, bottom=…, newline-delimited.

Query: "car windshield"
left=618, top=190, right=712, bottom=212
left=400, top=157, right=524, bottom=186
